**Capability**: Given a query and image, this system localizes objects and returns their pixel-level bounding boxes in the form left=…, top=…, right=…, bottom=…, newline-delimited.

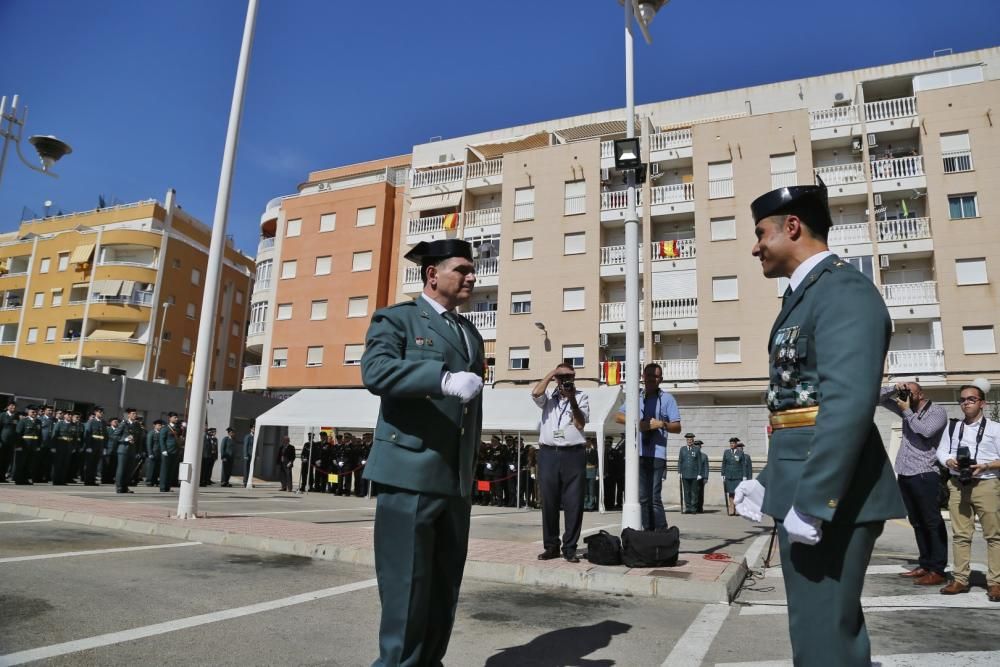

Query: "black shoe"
left=563, top=551, right=580, bottom=563
left=537, top=549, right=560, bottom=561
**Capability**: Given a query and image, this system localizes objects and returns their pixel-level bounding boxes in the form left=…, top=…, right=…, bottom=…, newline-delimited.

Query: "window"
left=352, top=251, right=373, bottom=272
left=190, top=268, right=201, bottom=285
left=564, top=232, right=586, bottom=255
left=512, top=238, right=533, bottom=260
left=51, top=289, right=63, bottom=307
left=280, top=260, right=297, bottom=279
left=509, top=346, right=530, bottom=370
left=564, top=180, right=586, bottom=215
left=562, top=344, right=585, bottom=368
left=306, top=346, right=324, bottom=367
left=33, top=292, right=44, bottom=308
left=941, top=131, right=973, bottom=173
left=708, top=161, right=734, bottom=199
left=26, top=327, right=38, bottom=344
left=286, top=218, right=302, bottom=237
left=310, top=300, right=328, bottom=320
left=844, top=256, right=875, bottom=282
left=769, top=153, right=796, bottom=189
left=320, top=213, right=336, bottom=232
left=963, top=326, right=995, bottom=355
left=235, top=290, right=243, bottom=305
left=272, top=347, right=288, bottom=368
left=45, top=327, right=56, bottom=343
left=255, top=260, right=273, bottom=285
left=57, top=253, right=69, bottom=271
left=511, top=291, right=531, bottom=314
left=563, top=287, right=585, bottom=311
left=356, top=206, right=376, bottom=227
left=712, top=276, right=739, bottom=301
left=172, top=258, right=181, bottom=269
left=39, top=258, right=50, bottom=273
left=514, top=187, right=535, bottom=221
left=714, top=337, right=741, bottom=363
left=955, top=258, right=988, bottom=285
left=344, top=344, right=364, bottom=366
left=186, top=303, right=196, bottom=319
left=948, top=194, right=978, bottom=220
left=315, top=256, right=332, bottom=276
left=710, top=217, right=737, bottom=241
left=347, top=296, right=369, bottom=318
left=182, top=337, right=192, bottom=353
left=227, top=352, right=237, bottom=368
left=276, top=303, right=293, bottom=320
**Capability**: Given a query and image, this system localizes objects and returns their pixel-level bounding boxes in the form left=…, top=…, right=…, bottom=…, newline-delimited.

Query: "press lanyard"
left=554, top=395, right=571, bottom=430
left=952, top=417, right=988, bottom=459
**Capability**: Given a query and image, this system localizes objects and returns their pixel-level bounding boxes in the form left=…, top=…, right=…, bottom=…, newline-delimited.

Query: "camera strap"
left=916, top=400, right=932, bottom=420
left=952, top=417, right=988, bottom=459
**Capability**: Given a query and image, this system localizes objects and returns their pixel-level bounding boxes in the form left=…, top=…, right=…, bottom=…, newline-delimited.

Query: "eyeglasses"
left=959, top=396, right=983, bottom=404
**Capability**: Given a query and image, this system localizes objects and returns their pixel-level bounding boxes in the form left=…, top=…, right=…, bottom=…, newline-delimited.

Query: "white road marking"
left=740, top=592, right=1000, bottom=616
left=866, top=562, right=987, bottom=575
left=660, top=603, right=730, bottom=666
left=224, top=508, right=375, bottom=517
left=122, top=497, right=299, bottom=504
left=0, top=577, right=378, bottom=666
left=742, top=533, right=771, bottom=569
left=0, top=541, right=201, bottom=564
left=717, top=650, right=1000, bottom=666
left=0, top=519, right=53, bottom=525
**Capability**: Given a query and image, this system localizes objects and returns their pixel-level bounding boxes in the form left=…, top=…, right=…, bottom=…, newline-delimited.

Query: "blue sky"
left=1, top=0, right=997, bottom=255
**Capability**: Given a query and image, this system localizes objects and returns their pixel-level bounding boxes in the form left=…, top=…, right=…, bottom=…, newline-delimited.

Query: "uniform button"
left=464, top=407, right=468, bottom=415
left=461, top=428, right=465, bottom=436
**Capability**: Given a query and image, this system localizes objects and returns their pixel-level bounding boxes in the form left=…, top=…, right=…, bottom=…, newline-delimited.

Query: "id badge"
left=553, top=429, right=566, bottom=440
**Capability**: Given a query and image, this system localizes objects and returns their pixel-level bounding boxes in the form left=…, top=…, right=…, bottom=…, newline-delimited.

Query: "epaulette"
left=386, top=299, right=418, bottom=310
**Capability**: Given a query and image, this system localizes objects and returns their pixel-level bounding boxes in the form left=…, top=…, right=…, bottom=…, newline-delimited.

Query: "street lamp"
left=0, top=95, right=72, bottom=187
left=152, top=301, right=172, bottom=382
left=617, top=0, right=669, bottom=532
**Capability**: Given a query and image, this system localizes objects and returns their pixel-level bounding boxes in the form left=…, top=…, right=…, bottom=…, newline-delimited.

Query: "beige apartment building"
left=0, top=191, right=255, bottom=389
left=248, top=48, right=1000, bottom=432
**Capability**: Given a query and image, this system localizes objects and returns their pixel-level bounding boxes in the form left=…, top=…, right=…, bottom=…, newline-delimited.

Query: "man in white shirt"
left=935, top=379, right=1000, bottom=602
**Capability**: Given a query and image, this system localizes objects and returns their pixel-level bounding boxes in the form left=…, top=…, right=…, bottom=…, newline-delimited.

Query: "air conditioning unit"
left=653, top=333, right=661, bottom=344
left=873, top=193, right=883, bottom=206
left=879, top=255, right=890, bottom=269
left=851, top=137, right=863, bottom=152
left=600, top=167, right=611, bottom=182
left=832, top=92, right=851, bottom=106
left=867, top=133, right=878, bottom=148
left=599, top=333, right=609, bottom=347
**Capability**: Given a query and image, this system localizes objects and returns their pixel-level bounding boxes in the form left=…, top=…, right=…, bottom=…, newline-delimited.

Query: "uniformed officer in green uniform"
left=145, top=420, right=162, bottom=486
left=361, top=238, right=484, bottom=667
left=51, top=412, right=80, bottom=485
left=722, top=437, right=749, bottom=516
left=678, top=438, right=704, bottom=514
left=159, top=412, right=182, bottom=492
left=34, top=406, right=55, bottom=483
left=82, top=407, right=108, bottom=486
left=735, top=177, right=906, bottom=666
left=0, top=401, right=19, bottom=482
left=14, top=405, right=41, bottom=484
left=113, top=408, right=143, bottom=494
left=200, top=427, right=218, bottom=486
left=220, top=427, right=235, bottom=487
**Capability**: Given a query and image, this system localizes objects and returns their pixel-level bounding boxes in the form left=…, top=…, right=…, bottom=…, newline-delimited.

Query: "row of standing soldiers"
left=284, top=431, right=372, bottom=496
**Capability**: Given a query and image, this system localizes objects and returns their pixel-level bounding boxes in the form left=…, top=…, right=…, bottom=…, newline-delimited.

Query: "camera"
left=956, top=445, right=977, bottom=485
left=895, top=387, right=911, bottom=403
left=561, top=380, right=575, bottom=392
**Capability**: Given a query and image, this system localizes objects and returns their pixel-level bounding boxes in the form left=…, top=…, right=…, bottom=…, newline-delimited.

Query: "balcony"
left=247, top=321, right=266, bottom=336
left=243, top=364, right=261, bottom=380
left=96, top=258, right=157, bottom=270
left=411, top=164, right=464, bottom=189
left=408, top=214, right=452, bottom=237
left=257, top=237, right=276, bottom=255
left=463, top=310, right=496, bottom=336
left=809, top=104, right=861, bottom=129
left=403, top=265, right=422, bottom=291
left=253, top=278, right=272, bottom=293
left=89, top=293, right=155, bottom=308
left=649, top=182, right=695, bottom=216
left=467, top=158, right=502, bottom=180
left=485, top=365, right=495, bottom=385
left=886, top=349, right=944, bottom=375
left=877, top=217, right=933, bottom=256
left=599, top=358, right=697, bottom=384
left=464, top=207, right=502, bottom=233
left=771, top=170, right=797, bottom=190
left=601, top=189, right=643, bottom=211
left=708, top=178, right=734, bottom=199
left=827, top=223, right=871, bottom=246
left=865, top=96, right=917, bottom=123
left=942, top=150, right=973, bottom=174
left=649, top=129, right=693, bottom=153
left=651, top=297, right=697, bottom=320
left=473, top=257, right=499, bottom=287
left=881, top=281, right=938, bottom=307
left=870, top=155, right=924, bottom=182
left=814, top=162, right=866, bottom=197
left=599, top=298, right=698, bottom=333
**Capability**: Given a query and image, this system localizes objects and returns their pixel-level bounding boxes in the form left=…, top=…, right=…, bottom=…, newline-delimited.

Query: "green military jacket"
left=0, top=410, right=19, bottom=443
left=721, top=448, right=751, bottom=480
left=758, top=254, right=905, bottom=524
left=220, top=436, right=233, bottom=460
left=677, top=445, right=706, bottom=479
left=114, top=419, right=144, bottom=454
left=160, top=423, right=182, bottom=455
left=16, top=416, right=42, bottom=446
left=84, top=418, right=108, bottom=454
left=146, top=429, right=160, bottom=457
left=361, top=298, right=485, bottom=497
left=52, top=420, right=80, bottom=446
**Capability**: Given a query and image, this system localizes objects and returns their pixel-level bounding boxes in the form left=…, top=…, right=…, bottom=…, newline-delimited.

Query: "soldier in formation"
left=722, top=437, right=753, bottom=516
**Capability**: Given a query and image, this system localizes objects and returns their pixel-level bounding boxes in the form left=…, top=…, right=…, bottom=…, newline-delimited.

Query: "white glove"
left=696, top=475, right=702, bottom=481
left=441, top=371, right=483, bottom=404
left=734, top=479, right=765, bottom=522
left=742, top=477, right=748, bottom=481
left=783, top=506, right=822, bottom=545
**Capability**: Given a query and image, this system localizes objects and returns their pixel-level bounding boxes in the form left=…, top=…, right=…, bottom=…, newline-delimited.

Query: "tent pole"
left=245, top=421, right=261, bottom=490
left=597, top=425, right=605, bottom=514
left=516, top=431, right=521, bottom=510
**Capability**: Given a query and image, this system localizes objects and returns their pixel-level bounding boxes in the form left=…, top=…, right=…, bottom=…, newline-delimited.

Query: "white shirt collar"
left=789, top=250, right=834, bottom=291
left=420, top=292, right=450, bottom=316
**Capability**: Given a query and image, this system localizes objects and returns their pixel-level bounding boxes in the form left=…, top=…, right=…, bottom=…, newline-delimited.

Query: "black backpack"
left=621, top=526, right=680, bottom=568
left=584, top=530, right=622, bottom=565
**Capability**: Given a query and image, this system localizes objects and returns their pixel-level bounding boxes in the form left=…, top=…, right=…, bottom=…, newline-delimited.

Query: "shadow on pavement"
left=484, top=619, right=630, bottom=666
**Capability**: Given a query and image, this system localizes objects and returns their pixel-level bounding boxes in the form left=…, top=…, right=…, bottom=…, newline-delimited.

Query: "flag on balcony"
left=900, top=199, right=909, bottom=217
left=443, top=213, right=458, bottom=230
left=656, top=240, right=678, bottom=258
left=603, top=361, right=621, bottom=386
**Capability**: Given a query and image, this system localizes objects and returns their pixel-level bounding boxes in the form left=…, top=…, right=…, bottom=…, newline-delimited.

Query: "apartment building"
left=246, top=48, right=1000, bottom=421
left=242, top=156, right=409, bottom=393
left=0, top=190, right=255, bottom=389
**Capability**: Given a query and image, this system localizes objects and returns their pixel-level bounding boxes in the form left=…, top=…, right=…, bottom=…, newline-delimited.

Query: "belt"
left=91, top=435, right=105, bottom=440
left=769, top=406, right=819, bottom=430
left=540, top=444, right=584, bottom=450
left=58, top=436, right=74, bottom=441
left=22, top=435, right=39, bottom=440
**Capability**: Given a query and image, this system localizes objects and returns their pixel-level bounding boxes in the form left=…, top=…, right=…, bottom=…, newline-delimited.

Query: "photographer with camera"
left=532, top=363, right=591, bottom=563
left=878, top=381, right=949, bottom=585
left=935, top=380, right=1000, bottom=601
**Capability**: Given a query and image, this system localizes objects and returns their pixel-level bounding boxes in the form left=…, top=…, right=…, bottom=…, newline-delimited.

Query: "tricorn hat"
left=750, top=175, right=833, bottom=234
left=404, top=239, right=473, bottom=265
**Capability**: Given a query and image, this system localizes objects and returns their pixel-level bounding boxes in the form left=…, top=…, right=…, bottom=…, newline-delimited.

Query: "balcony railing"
left=809, top=104, right=860, bottom=129
left=814, top=162, right=865, bottom=185
left=601, top=189, right=643, bottom=211
left=877, top=217, right=931, bottom=242
left=0, top=303, right=21, bottom=311
left=467, top=159, right=502, bottom=179
left=771, top=170, right=797, bottom=189
left=463, top=310, right=496, bottom=331
left=1, top=271, right=29, bottom=278
left=254, top=278, right=272, bottom=292
left=258, top=237, right=276, bottom=253
left=649, top=128, right=692, bottom=151
left=408, top=214, right=449, bottom=236
left=243, top=364, right=262, bottom=380
left=97, top=259, right=157, bottom=269
left=600, top=141, right=614, bottom=159
left=513, top=202, right=535, bottom=221
left=564, top=196, right=586, bottom=216
left=942, top=150, right=973, bottom=173
left=887, top=349, right=944, bottom=374
left=652, top=238, right=696, bottom=260
left=485, top=365, right=495, bottom=385
left=474, top=257, right=498, bottom=277
left=881, top=281, right=938, bottom=307
left=411, top=164, right=464, bottom=189
left=83, top=336, right=143, bottom=345
left=870, top=155, right=924, bottom=181
left=650, top=182, right=694, bottom=205
left=89, top=293, right=154, bottom=307
left=600, top=358, right=698, bottom=384
left=465, top=207, right=501, bottom=227
left=600, top=297, right=697, bottom=322
left=247, top=321, right=266, bottom=336
left=865, top=96, right=917, bottom=122
left=708, top=177, right=734, bottom=199
left=404, top=266, right=422, bottom=284
left=827, top=223, right=871, bottom=246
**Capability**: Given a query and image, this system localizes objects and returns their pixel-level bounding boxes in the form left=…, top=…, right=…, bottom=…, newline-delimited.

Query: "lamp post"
left=616, top=0, right=669, bottom=531
left=176, top=0, right=259, bottom=519
left=152, top=301, right=172, bottom=382
left=0, top=94, right=72, bottom=188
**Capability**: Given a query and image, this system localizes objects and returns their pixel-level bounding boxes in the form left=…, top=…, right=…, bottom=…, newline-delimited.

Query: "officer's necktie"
left=781, top=285, right=793, bottom=304
left=444, top=311, right=470, bottom=359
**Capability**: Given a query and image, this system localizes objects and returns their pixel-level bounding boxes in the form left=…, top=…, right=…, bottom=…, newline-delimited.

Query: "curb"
left=0, top=501, right=747, bottom=604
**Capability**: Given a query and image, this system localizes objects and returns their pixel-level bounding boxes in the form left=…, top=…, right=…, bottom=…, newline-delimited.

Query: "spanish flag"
left=664, top=240, right=679, bottom=258
left=603, top=361, right=622, bottom=386
left=443, top=213, right=458, bottom=230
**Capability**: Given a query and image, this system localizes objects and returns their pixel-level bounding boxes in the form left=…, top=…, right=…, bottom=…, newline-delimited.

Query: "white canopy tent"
left=248, top=386, right=624, bottom=511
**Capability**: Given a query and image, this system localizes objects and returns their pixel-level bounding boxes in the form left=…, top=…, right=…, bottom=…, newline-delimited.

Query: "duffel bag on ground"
left=584, top=529, right=622, bottom=565
left=621, top=526, right=680, bottom=568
